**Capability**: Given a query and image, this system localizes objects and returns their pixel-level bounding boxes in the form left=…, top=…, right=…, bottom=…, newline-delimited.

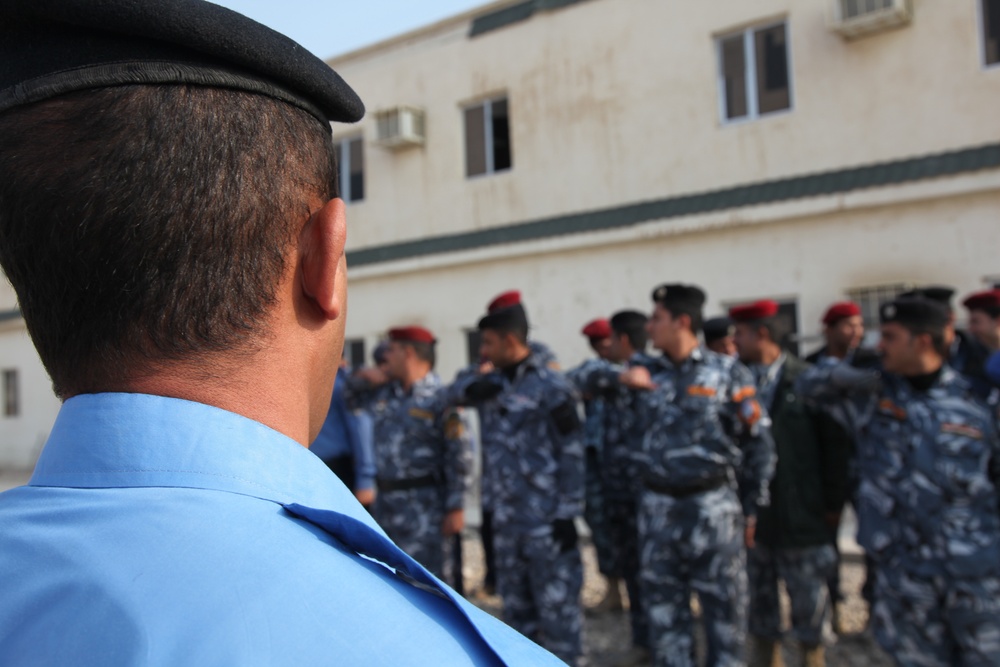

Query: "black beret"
left=0, top=0, right=364, bottom=128
left=879, top=298, right=950, bottom=330
left=651, top=283, right=706, bottom=310
left=702, top=317, right=735, bottom=343
left=898, top=286, right=955, bottom=307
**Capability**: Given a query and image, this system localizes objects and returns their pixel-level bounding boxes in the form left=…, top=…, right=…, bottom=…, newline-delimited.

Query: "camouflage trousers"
left=871, top=566, right=1000, bottom=667
left=604, top=491, right=648, bottom=649
left=584, top=448, right=616, bottom=577
left=374, top=486, right=446, bottom=579
left=639, top=485, right=747, bottom=667
left=494, top=523, right=584, bottom=666
left=747, top=543, right=836, bottom=645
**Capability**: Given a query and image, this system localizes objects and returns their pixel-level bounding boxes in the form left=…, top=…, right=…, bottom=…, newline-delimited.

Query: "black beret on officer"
left=703, top=317, right=735, bottom=344
left=651, top=283, right=707, bottom=310
left=879, top=298, right=950, bottom=332
left=898, top=286, right=956, bottom=309
left=0, top=0, right=364, bottom=127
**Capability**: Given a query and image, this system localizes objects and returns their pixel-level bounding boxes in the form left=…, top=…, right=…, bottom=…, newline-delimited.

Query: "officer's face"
left=732, top=323, right=762, bottom=364
left=968, top=311, right=1000, bottom=349
left=706, top=337, right=737, bottom=358
left=589, top=337, right=613, bottom=361
left=478, top=329, right=506, bottom=367
left=383, top=341, right=408, bottom=381
left=607, top=332, right=630, bottom=363
left=647, top=304, right=679, bottom=352
left=878, top=322, right=923, bottom=374
left=828, top=315, right=864, bottom=352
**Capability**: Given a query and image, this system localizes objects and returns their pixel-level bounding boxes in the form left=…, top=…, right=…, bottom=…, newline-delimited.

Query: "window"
left=3, top=369, right=18, bottom=417
left=464, top=97, right=512, bottom=177
left=343, top=338, right=366, bottom=370
left=718, top=22, right=792, bottom=122
left=846, top=282, right=912, bottom=329
left=336, top=137, right=364, bottom=203
left=983, top=0, right=1000, bottom=66
left=465, top=329, right=482, bottom=366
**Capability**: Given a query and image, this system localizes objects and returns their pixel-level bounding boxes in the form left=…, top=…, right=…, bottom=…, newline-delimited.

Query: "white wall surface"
left=0, top=324, right=60, bottom=470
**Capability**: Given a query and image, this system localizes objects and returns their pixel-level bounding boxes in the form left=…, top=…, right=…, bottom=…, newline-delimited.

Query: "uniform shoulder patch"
left=444, top=413, right=465, bottom=440
left=877, top=399, right=907, bottom=421
left=941, top=422, right=983, bottom=439
left=408, top=407, right=435, bottom=421
left=686, top=385, right=717, bottom=398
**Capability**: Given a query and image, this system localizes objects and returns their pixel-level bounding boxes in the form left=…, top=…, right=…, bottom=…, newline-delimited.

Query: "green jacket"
left=755, top=355, right=852, bottom=549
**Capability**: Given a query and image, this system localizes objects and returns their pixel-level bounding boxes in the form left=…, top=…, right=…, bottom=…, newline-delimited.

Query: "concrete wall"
left=0, top=322, right=60, bottom=470
left=330, top=0, right=1000, bottom=249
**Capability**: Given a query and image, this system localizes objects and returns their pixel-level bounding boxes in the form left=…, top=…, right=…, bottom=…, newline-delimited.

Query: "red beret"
left=962, top=290, right=1000, bottom=312
left=822, top=301, right=861, bottom=325
left=729, top=300, right=779, bottom=322
left=488, top=290, right=522, bottom=313
left=387, top=326, right=436, bottom=344
left=581, top=318, right=611, bottom=339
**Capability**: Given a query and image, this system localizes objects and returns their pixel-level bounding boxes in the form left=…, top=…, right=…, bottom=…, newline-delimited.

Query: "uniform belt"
left=644, top=473, right=729, bottom=499
left=377, top=474, right=438, bottom=493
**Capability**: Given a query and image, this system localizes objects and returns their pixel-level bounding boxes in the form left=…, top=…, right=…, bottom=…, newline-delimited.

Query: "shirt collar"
left=30, top=392, right=370, bottom=524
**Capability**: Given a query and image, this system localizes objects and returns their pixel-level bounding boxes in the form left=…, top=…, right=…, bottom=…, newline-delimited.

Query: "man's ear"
left=300, top=198, right=347, bottom=321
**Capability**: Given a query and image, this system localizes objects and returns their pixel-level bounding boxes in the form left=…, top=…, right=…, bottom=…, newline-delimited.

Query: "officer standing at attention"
left=349, top=327, right=470, bottom=579
left=730, top=301, right=851, bottom=667
left=805, top=302, right=865, bottom=364
left=0, top=2, right=566, bottom=664
left=451, top=291, right=586, bottom=665
left=796, top=298, right=1000, bottom=666
left=616, top=284, right=776, bottom=667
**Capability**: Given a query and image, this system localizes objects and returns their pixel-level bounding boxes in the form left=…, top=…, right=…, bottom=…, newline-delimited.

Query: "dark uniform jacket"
left=755, top=355, right=852, bottom=549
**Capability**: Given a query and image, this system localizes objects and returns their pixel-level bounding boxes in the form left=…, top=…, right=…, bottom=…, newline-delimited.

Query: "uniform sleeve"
left=439, top=403, right=472, bottom=511
left=729, top=361, right=775, bottom=517
left=549, top=384, right=586, bottom=520
left=351, top=410, right=377, bottom=492
left=794, top=361, right=875, bottom=435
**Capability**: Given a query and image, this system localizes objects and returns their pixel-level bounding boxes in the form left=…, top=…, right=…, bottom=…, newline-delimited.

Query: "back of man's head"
left=0, top=87, right=337, bottom=397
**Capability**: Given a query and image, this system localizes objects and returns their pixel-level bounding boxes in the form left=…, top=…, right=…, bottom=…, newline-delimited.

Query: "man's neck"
left=400, top=365, right=431, bottom=392
left=662, top=335, right=699, bottom=365
left=760, top=344, right=783, bottom=367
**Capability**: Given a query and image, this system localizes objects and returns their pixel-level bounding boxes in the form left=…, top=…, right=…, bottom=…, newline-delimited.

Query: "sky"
left=208, top=1, right=493, bottom=60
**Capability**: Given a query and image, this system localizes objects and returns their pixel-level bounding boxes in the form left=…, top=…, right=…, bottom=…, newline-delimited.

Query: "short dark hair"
left=662, top=303, right=704, bottom=335
left=896, top=322, right=949, bottom=359
left=610, top=310, right=648, bottom=351
left=0, top=85, right=338, bottom=397
left=747, top=317, right=790, bottom=347
left=404, top=341, right=437, bottom=369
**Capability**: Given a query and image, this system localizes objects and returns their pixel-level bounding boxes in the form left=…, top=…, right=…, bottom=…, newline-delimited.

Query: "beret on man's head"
left=702, top=317, right=734, bottom=344
left=729, top=300, right=779, bottom=323
left=899, top=286, right=956, bottom=308
left=822, top=301, right=861, bottom=326
left=479, top=290, right=528, bottom=333
left=651, top=283, right=706, bottom=310
left=880, top=298, right=950, bottom=330
left=581, top=319, right=611, bottom=340
left=962, top=290, right=1000, bottom=314
left=387, top=327, right=436, bottom=345
left=0, top=0, right=364, bottom=128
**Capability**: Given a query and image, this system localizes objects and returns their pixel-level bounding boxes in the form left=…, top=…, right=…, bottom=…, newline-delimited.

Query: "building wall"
left=0, top=323, right=60, bottom=470
left=330, top=0, right=1000, bottom=249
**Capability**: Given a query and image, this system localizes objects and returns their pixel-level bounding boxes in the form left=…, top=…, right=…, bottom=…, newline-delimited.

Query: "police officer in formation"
left=797, top=297, right=1000, bottom=666
left=450, top=291, right=586, bottom=665
left=730, top=300, right=851, bottom=667
left=348, top=326, right=470, bottom=580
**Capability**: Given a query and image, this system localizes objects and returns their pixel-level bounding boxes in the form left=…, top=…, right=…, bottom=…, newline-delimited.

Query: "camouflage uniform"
left=798, top=363, right=1000, bottom=666
left=628, top=348, right=775, bottom=667
left=349, top=373, right=470, bottom=580
left=568, top=352, right=654, bottom=650
left=452, top=353, right=585, bottom=665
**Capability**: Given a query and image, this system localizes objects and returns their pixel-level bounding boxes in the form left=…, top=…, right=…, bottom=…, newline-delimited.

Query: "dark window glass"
left=349, top=138, right=364, bottom=201
left=344, top=339, right=366, bottom=370
left=466, top=330, right=482, bottom=366
left=491, top=98, right=512, bottom=172
left=721, top=35, right=748, bottom=120
left=464, top=105, right=487, bottom=177
left=756, top=24, right=790, bottom=115
left=985, top=0, right=1000, bottom=65
left=3, top=369, right=18, bottom=417
left=776, top=301, right=799, bottom=356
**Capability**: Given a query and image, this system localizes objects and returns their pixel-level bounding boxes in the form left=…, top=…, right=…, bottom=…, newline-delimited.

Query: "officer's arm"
left=445, top=366, right=505, bottom=407
left=795, top=360, right=877, bottom=435
left=439, top=404, right=471, bottom=512
left=550, top=390, right=586, bottom=520
left=351, top=411, right=377, bottom=496
left=730, top=362, right=776, bottom=518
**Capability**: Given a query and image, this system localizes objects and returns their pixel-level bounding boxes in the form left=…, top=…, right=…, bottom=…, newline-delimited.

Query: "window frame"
left=3, top=368, right=19, bottom=418
left=463, top=95, right=513, bottom=179
left=979, top=0, right=1000, bottom=69
left=335, top=135, right=365, bottom=204
left=716, top=19, right=795, bottom=125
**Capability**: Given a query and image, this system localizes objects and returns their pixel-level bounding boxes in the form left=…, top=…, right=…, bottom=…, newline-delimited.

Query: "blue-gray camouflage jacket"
left=797, top=363, right=1000, bottom=578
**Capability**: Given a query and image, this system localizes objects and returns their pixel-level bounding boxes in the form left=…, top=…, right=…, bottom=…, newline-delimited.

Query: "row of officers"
left=311, top=283, right=1000, bottom=667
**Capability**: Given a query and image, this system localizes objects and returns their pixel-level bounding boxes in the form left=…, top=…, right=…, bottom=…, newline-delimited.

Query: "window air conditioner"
left=828, top=0, right=912, bottom=40
left=373, top=106, right=426, bottom=149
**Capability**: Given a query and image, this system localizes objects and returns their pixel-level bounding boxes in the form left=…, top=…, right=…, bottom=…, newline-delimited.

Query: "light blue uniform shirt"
left=0, top=393, right=563, bottom=666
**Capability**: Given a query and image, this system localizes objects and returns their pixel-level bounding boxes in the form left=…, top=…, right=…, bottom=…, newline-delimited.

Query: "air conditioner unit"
left=828, top=0, right=912, bottom=40
left=373, top=106, right=426, bottom=149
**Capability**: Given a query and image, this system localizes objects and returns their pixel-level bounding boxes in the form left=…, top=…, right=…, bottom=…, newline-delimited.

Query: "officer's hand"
left=355, top=367, right=389, bottom=386
left=849, top=347, right=881, bottom=369
left=552, top=518, right=578, bottom=553
left=354, top=488, right=375, bottom=507
left=479, top=361, right=495, bottom=374
left=442, top=508, right=464, bottom=536
left=830, top=362, right=879, bottom=392
left=744, top=515, right=757, bottom=549
left=465, top=376, right=504, bottom=402
left=619, top=366, right=655, bottom=391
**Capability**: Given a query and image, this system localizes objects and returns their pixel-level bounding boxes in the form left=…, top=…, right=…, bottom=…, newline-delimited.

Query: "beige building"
left=1, top=0, right=998, bottom=468
left=334, top=0, right=1000, bottom=378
